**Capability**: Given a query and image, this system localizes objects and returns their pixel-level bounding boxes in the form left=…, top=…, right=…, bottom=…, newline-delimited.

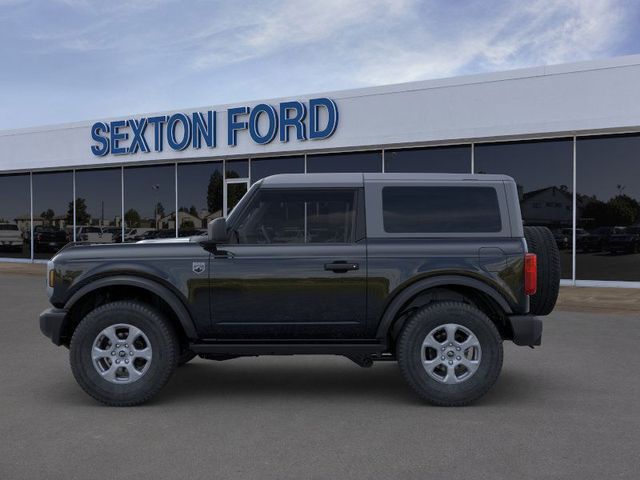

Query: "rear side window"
left=382, top=186, right=502, bottom=233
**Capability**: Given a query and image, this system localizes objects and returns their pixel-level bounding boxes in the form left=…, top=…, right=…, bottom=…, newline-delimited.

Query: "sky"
left=0, top=0, right=639, bottom=130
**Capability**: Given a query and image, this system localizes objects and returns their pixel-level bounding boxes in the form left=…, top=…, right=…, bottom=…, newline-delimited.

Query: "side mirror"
left=208, top=217, right=228, bottom=243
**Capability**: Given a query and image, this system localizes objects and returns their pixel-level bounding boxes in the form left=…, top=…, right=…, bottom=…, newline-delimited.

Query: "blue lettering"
left=167, top=113, right=192, bottom=151
left=309, top=98, right=338, bottom=140
left=227, top=106, right=249, bottom=146
left=127, top=118, right=149, bottom=154
left=249, top=104, right=277, bottom=145
left=90, top=122, right=110, bottom=156
left=192, top=111, right=216, bottom=149
left=110, top=120, right=128, bottom=155
left=279, top=101, right=307, bottom=142
left=147, top=116, right=167, bottom=152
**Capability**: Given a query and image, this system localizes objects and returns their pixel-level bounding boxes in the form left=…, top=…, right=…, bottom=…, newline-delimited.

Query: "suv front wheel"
left=397, top=301, right=503, bottom=406
left=70, top=301, right=178, bottom=406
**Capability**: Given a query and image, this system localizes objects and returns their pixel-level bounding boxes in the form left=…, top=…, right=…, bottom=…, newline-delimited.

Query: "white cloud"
left=343, top=0, right=626, bottom=85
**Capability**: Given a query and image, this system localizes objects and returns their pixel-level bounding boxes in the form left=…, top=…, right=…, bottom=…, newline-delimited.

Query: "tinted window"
left=307, top=151, right=382, bottom=173
left=382, top=186, right=501, bottom=233
left=123, top=165, right=175, bottom=241
left=385, top=145, right=471, bottom=173
left=32, top=171, right=73, bottom=259
left=234, top=189, right=356, bottom=244
left=226, top=159, right=248, bottom=179
left=576, top=134, right=640, bottom=281
left=475, top=138, right=573, bottom=278
left=177, top=161, right=222, bottom=237
left=250, top=156, right=305, bottom=183
left=0, top=174, right=30, bottom=258
left=75, top=168, right=122, bottom=243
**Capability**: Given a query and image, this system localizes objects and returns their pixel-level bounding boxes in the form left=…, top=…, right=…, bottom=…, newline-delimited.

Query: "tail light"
left=524, top=253, right=537, bottom=296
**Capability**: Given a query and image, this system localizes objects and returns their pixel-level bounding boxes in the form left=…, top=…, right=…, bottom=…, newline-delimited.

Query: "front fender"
left=64, top=275, right=198, bottom=339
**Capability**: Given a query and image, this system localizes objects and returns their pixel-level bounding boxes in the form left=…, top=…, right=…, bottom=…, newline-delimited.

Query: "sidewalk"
left=0, top=262, right=638, bottom=314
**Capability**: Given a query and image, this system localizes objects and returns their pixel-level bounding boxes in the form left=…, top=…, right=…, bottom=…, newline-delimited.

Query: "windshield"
left=226, top=181, right=262, bottom=225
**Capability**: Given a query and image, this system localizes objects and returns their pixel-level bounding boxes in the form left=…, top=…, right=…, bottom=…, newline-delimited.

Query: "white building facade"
left=2, top=55, right=640, bottom=287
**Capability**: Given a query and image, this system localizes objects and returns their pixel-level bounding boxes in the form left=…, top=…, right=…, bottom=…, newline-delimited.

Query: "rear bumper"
left=508, top=314, right=542, bottom=346
left=39, top=308, right=68, bottom=346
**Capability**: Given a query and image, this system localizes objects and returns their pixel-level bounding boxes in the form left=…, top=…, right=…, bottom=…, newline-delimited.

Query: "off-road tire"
left=397, top=301, right=503, bottom=406
left=70, top=300, right=178, bottom=406
left=524, top=226, right=560, bottom=316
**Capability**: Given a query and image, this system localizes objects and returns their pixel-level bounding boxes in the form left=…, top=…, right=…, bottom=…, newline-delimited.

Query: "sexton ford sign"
left=90, top=98, right=338, bottom=156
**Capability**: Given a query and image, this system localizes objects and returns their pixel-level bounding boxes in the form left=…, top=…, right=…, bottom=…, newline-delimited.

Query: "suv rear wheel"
left=70, top=300, right=178, bottom=406
left=397, top=301, right=503, bottom=406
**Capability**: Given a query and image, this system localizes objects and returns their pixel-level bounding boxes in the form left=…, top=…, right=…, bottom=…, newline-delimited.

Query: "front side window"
left=232, top=189, right=357, bottom=244
left=382, top=186, right=502, bottom=233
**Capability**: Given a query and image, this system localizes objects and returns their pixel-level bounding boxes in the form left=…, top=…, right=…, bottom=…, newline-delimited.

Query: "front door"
left=210, top=187, right=367, bottom=339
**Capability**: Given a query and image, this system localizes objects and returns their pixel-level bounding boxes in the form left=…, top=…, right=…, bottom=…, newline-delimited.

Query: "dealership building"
left=1, top=55, right=640, bottom=287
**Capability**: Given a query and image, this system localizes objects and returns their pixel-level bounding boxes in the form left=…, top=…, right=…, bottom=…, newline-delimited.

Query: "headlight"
left=46, top=260, right=55, bottom=298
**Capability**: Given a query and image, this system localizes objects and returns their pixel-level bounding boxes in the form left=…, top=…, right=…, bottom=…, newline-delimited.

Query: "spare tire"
left=524, top=226, right=560, bottom=316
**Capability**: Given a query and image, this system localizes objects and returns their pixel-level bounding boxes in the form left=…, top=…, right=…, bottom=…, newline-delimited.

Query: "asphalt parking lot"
left=1, top=273, right=639, bottom=480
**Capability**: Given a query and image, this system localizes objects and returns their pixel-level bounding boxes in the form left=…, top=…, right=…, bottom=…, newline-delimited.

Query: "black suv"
left=40, top=173, right=560, bottom=406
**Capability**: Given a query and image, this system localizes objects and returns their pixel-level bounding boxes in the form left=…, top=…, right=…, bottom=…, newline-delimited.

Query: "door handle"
left=324, top=261, right=359, bottom=273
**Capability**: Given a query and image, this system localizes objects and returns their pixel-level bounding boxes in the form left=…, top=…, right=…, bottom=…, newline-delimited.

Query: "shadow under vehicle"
left=608, top=226, right=640, bottom=254
left=0, top=223, right=23, bottom=251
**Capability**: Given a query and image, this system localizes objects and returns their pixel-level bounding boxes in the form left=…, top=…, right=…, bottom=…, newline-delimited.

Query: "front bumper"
left=508, top=315, right=542, bottom=346
left=39, top=308, right=68, bottom=346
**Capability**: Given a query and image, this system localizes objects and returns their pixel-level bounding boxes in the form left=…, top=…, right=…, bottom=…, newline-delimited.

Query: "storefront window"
left=0, top=174, right=31, bottom=259
left=177, top=161, right=223, bottom=237
left=250, top=156, right=305, bottom=183
left=74, top=168, right=122, bottom=243
left=226, top=159, right=249, bottom=179
left=576, top=134, right=640, bottom=281
left=385, top=145, right=471, bottom=173
left=123, top=165, right=176, bottom=242
left=307, top=151, right=382, bottom=173
left=32, top=171, right=73, bottom=259
left=475, top=139, right=573, bottom=279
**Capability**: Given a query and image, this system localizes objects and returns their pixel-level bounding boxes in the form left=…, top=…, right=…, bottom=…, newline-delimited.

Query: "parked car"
left=29, top=226, right=69, bottom=252
left=579, top=226, right=625, bottom=252
left=552, top=228, right=569, bottom=250
left=76, top=226, right=114, bottom=243
left=608, top=226, right=640, bottom=254
left=0, top=223, right=23, bottom=251
left=128, top=228, right=156, bottom=241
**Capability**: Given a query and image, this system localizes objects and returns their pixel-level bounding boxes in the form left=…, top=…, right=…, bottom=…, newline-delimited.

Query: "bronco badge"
left=192, top=262, right=206, bottom=274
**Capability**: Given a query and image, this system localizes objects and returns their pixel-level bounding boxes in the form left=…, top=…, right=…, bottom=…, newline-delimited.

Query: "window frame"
left=226, top=187, right=361, bottom=246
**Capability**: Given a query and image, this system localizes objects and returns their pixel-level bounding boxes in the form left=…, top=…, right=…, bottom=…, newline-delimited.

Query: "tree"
left=40, top=209, right=54, bottom=225
left=124, top=209, right=141, bottom=228
left=182, top=220, right=195, bottom=229
left=155, top=202, right=165, bottom=218
left=189, top=205, right=198, bottom=217
left=607, top=196, right=636, bottom=226
left=207, top=170, right=223, bottom=215
left=67, top=198, right=90, bottom=226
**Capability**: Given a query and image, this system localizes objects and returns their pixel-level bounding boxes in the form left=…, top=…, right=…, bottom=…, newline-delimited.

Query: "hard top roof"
left=259, top=172, right=514, bottom=188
